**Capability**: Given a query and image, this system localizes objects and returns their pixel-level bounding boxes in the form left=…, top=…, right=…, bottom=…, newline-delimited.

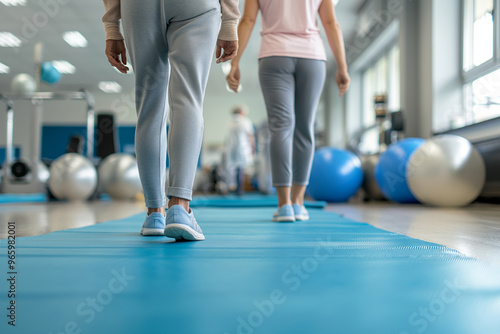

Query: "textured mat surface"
left=190, top=194, right=326, bottom=208
left=1, top=206, right=499, bottom=334
left=0, top=193, right=46, bottom=204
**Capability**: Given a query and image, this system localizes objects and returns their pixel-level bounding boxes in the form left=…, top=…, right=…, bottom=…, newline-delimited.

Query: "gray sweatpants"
left=259, top=56, right=326, bottom=187
left=121, top=0, right=220, bottom=207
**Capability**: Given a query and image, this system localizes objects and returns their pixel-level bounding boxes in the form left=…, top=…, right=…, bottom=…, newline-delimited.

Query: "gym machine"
left=0, top=91, right=95, bottom=194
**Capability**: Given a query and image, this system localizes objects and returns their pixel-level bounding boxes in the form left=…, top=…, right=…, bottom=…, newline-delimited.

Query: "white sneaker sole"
left=295, top=214, right=309, bottom=221
left=164, top=223, right=205, bottom=241
left=272, top=215, right=296, bottom=222
left=141, top=228, right=165, bottom=236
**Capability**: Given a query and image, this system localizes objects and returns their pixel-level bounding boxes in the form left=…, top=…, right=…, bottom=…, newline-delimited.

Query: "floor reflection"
left=327, top=202, right=500, bottom=266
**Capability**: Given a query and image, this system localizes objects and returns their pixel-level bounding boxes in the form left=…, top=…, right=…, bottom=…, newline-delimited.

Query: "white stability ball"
left=11, top=73, right=37, bottom=94
left=407, top=135, right=486, bottom=207
left=98, top=154, right=142, bottom=200
left=48, top=153, right=97, bottom=200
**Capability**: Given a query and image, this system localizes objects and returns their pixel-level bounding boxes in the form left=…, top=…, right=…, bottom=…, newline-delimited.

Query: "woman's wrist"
left=337, top=63, right=348, bottom=72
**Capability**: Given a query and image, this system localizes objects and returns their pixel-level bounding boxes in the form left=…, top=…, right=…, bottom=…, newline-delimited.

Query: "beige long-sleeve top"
left=102, top=0, right=240, bottom=41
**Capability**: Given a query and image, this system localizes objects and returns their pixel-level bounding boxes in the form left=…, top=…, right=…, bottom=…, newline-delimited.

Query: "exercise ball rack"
left=0, top=90, right=95, bottom=194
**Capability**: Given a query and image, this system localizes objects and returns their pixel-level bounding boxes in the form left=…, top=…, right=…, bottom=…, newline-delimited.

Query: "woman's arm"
left=226, top=0, right=259, bottom=92
left=219, top=0, right=240, bottom=41
left=216, top=0, right=240, bottom=63
left=231, top=0, right=258, bottom=65
left=318, top=0, right=350, bottom=96
left=102, top=0, right=123, bottom=41
left=102, top=0, right=128, bottom=74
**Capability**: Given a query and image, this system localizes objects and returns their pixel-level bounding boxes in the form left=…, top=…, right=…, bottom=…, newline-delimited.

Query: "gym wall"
left=0, top=89, right=266, bottom=166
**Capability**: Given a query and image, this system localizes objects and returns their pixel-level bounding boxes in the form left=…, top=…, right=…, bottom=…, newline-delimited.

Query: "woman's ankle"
left=168, top=197, right=190, bottom=212
left=278, top=199, right=292, bottom=208
left=147, top=207, right=165, bottom=216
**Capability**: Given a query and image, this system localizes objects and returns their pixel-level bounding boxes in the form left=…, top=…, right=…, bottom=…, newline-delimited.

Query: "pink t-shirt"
left=258, top=0, right=327, bottom=61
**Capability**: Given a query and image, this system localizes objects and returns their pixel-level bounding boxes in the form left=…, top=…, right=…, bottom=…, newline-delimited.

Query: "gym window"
left=358, top=44, right=401, bottom=154
left=463, top=0, right=495, bottom=71
left=461, top=0, right=500, bottom=128
left=361, top=44, right=401, bottom=128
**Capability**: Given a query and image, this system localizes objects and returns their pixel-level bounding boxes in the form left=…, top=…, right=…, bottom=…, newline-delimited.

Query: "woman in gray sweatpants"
left=103, top=0, right=239, bottom=240
left=227, top=0, right=350, bottom=222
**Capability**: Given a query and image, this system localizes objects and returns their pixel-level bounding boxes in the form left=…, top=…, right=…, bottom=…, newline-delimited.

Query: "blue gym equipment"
left=375, top=138, right=425, bottom=203
left=307, top=148, right=364, bottom=203
left=40, top=62, right=62, bottom=85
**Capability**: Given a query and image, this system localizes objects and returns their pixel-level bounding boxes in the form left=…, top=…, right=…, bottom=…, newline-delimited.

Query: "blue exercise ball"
left=41, top=62, right=61, bottom=84
left=307, top=148, right=363, bottom=203
left=375, top=138, right=425, bottom=203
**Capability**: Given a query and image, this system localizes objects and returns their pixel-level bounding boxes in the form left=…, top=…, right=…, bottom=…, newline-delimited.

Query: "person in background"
left=226, top=0, right=350, bottom=222
left=102, top=0, right=239, bottom=241
left=225, top=104, right=255, bottom=195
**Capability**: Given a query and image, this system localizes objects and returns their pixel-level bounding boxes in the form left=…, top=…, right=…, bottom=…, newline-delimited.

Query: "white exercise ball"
left=407, top=135, right=486, bottom=207
left=48, top=153, right=97, bottom=200
left=98, top=154, right=142, bottom=200
left=11, top=73, right=36, bottom=94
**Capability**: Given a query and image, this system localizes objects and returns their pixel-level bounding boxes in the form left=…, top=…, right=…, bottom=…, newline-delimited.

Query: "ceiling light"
left=63, top=31, right=88, bottom=48
left=52, top=60, right=76, bottom=74
left=333, top=0, right=340, bottom=6
left=0, top=0, right=26, bottom=6
left=0, top=62, right=9, bottom=73
left=0, top=32, right=22, bottom=47
left=99, top=81, right=122, bottom=93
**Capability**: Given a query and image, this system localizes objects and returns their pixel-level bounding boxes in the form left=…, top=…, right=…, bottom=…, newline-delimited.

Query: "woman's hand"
left=336, top=69, right=350, bottom=97
left=105, top=40, right=129, bottom=74
left=226, top=63, right=241, bottom=93
left=216, top=39, right=238, bottom=63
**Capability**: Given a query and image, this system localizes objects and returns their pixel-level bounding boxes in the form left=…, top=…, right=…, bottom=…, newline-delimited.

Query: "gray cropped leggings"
left=259, top=56, right=326, bottom=187
left=121, top=0, right=220, bottom=207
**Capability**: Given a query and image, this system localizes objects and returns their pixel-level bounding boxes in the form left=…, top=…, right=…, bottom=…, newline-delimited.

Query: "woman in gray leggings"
left=102, top=0, right=239, bottom=240
left=227, top=0, right=350, bottom=222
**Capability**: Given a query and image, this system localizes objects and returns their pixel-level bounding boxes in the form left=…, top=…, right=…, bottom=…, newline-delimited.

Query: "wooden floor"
left=0, top=200, right=145, bottom=240
left=326, top=202, right=500, bottom=266
left=1, top=198, right=499, bottom=266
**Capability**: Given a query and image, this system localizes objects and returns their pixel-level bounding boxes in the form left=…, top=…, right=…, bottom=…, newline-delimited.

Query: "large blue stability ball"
left=375, top=138, right=425, bottom=203
left=307, top=148, right=363, bottom=203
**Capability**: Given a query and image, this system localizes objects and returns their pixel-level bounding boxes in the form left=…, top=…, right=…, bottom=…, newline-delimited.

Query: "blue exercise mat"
left=0, top=193, right=46, bottom=204
left=1, top=207, right=499, bottom=334
left=190, top=194, right=327, bottom=208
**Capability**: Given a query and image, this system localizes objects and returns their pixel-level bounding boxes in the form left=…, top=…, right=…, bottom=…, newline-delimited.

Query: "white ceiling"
left=0, top=0, right=365, bottom=95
